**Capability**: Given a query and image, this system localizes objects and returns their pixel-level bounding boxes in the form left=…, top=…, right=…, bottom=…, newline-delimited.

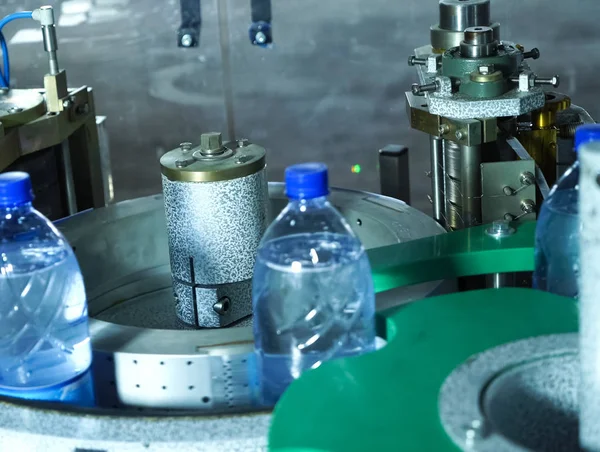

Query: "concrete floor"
left=4, top=0, right=600, bottom=214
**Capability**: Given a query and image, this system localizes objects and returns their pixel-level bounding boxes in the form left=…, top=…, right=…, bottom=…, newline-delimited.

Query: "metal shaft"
left=41, top=25, right=59, bottom=75
left=460, top=143, right=482, bottom=227
left=443, top=140, right=482, bottom=230
left=430, top=136, right=445, bottom=226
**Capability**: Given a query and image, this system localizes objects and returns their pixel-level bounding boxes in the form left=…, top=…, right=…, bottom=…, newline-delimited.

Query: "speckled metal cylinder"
left=160, top=137, right=268, bottom=327
left=578, top=140, right=600, bottom=450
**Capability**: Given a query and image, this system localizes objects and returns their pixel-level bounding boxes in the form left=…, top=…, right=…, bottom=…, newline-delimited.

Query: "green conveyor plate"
left=269, top=289, right=577, bottom=451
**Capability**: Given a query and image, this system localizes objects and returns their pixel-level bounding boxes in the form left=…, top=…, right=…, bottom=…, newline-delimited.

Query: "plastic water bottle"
left=533, top=124, right=600, bottom=298
left=252, top=163, right=376, bottom=406
left=0, top=172, right=94, bottom=405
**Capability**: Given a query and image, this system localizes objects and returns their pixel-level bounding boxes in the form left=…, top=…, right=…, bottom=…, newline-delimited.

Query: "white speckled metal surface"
left=428, top=87, right=546, bottom=120
left=439, top=334, right=579, bottom=452
left=161, top=169, right=268, bottom=327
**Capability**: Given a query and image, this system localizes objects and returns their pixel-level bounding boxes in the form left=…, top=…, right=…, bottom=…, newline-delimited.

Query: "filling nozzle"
left=32, top=6, right=59, bottom=75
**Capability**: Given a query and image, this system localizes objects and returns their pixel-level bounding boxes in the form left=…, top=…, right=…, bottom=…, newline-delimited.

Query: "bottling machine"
left=0, top=1, right=597, bottom=451
left=407, top=0, right=593, bottom=231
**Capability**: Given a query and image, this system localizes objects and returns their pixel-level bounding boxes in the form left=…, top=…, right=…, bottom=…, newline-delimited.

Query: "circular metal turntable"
left=0, top=184, right=445, bottom=451
left=439, top=334, right=579, bottom=452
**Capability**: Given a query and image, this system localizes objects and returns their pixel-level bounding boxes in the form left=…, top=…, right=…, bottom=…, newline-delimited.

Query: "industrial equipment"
left=407, top=0, right=594, bottom=231
left=0, top=6, right=111, bottom=221
left=1, top=1, right=599, bottom=451
left=160, top=133, right=269, bottom=327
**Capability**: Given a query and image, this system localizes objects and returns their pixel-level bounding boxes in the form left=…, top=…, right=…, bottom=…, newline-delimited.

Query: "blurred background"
left=4, top=0, right=600, bottom=214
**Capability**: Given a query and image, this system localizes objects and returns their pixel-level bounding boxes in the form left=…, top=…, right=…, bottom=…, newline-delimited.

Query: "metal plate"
left=54, top=183, right=445, bottom=414
left=0, top=89, right=45, bottom=127
left=481, top=160, right=536, bottom=223
left=439, top=333, right=578, bottom=452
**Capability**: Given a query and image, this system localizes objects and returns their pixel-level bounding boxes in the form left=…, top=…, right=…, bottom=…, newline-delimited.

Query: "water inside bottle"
left=0, top=250, right=92, bottom=392
left=253, top=232, right=376, bottom=406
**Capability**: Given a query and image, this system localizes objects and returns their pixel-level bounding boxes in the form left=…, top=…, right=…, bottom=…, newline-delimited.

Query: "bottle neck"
left=288, top=196, right=328, bottom=209
left=0, top=202, right=33, bottom=215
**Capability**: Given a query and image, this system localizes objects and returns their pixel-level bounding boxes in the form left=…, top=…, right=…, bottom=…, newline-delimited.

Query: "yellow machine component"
left=517, top=92, right=571, bottom=187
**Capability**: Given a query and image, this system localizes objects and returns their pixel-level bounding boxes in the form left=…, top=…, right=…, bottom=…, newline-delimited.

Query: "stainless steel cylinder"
left=160, top=135, right=268, bottom=328
left=460, top=142, right=482, bottom=227
left=439, top=0, right=490, bottom=32
left=460, top=26, right=498, bottom=58
left=443, top=140, right=482, bottom=230
left=430, top=136, right=446, bottom=227
left=431, top=0, right=499, bottom=51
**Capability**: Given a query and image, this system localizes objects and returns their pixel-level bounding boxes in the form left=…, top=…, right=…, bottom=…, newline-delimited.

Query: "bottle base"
left=0, top=369, right=95, bottom=407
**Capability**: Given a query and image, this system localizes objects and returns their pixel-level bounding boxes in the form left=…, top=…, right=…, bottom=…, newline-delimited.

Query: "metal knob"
left=523, top=48, right=540, bottom=60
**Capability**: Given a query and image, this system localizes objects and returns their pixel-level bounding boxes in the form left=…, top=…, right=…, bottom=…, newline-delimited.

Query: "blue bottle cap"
left=575, top=124, right=600, bottom=151
left=285, top=163, right=329, bottom=200
left=0, top=172, right=34, bottom=206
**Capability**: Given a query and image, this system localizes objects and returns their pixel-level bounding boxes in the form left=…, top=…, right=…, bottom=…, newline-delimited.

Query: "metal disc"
left=439, top=333, right=579, bottom=452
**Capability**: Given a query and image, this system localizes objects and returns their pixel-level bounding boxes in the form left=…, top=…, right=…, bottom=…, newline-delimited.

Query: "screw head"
left=181, top=34, right=193, bottom=47
left=455, top=130, right=465, bottom=140
left=213, top=297, right=231, bottom=315
left=62, top=99, right=72, bottom=109
left=439, top=124, right=450, bottom=135
left=180, top=142, right=193, bottom=153
left=8, top=107, right=23, bottom=113
left=521, top=199, right=536, bottom=214
left=503, top=186, right=514, bottom=196
left=520, top=171, right=535, bottom=186
left=255, top=31, right=267, bottom=45
left=486, top=220, right=516, bottom=238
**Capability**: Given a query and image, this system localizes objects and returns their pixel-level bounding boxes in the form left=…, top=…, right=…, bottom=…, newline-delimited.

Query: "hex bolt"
left=175, top=159, right=190, bottom=168
left=412, top=81, right=440, bottom=96
left=200, top=132, right=224, bottom=155
left=523, top=48, right=540, bottom=60
left=520, top=171, right=535, bottom=186
left=408, top=55, right=427, bottom=66
left=486, top=220, right=516, bottom=238
left=438, top=124, right=450, bottom=136
left=521, top=199, right=536, bottom=214
left=534, top=75, right=560, bottom=88
left=213, top=297, right=231, bottom=316
left=503, top=186, right=515, bottom=196
left=62, top=99, right=72, bottom=109
left=237, top=138, right=249, bottom=148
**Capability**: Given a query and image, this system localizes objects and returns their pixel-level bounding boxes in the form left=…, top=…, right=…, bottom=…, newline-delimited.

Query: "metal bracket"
left=481, top=160, right=537, bottom=223
left=177, top=0, right=201, bottom=48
